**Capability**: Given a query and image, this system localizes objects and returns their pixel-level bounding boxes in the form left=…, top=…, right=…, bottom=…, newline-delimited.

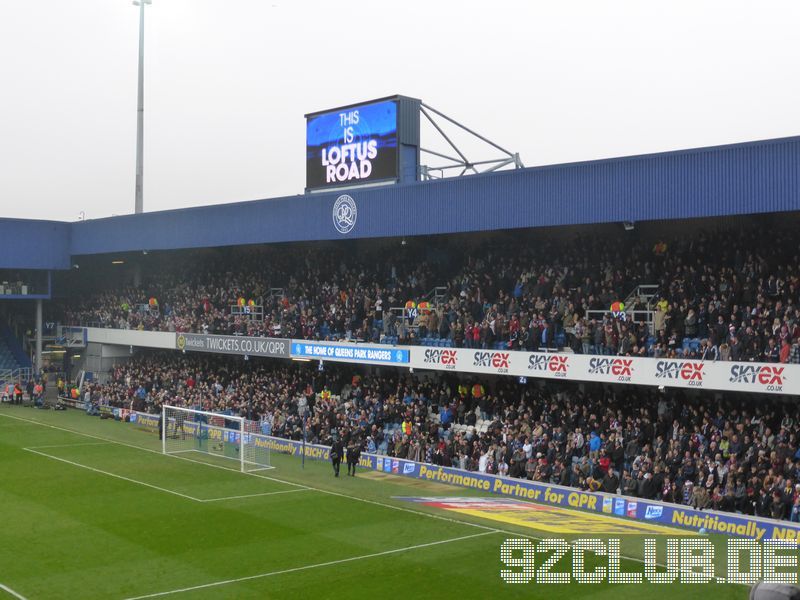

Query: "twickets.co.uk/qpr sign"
left=176, top=333, right=290, bottom=359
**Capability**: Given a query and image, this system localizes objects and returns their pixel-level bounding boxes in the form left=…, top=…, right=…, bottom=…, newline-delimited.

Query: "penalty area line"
left=0, top=412, right=301, bottom=489
left=0, top=583, right=29, bottom=600
left=23, top=448, right=204, bottom=503
left=123, top=530, right=498, bottom=599
left=200, top=488, right=312, bottom=502
left=1, top=412, right=309, bottom=496
left=26, top=441, right=113, bottom=450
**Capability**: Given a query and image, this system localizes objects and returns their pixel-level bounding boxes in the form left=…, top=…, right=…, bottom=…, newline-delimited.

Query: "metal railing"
left=383, top=284, right=448, bottom=335
left=386, top=307, right=418, bottom=333
left=56, top=326, right=88, bottom=347
left=585, top=309, right=655, bottom=334
left=624, top=284, right=659, bottom=309
left=134, top=303, right=160, bottom=317
left=584, top=284, right=661, bottom=335
left=230, top=304, right=264, bottom=321
left=625, top=283, right=659, bottom=335
left=427, top=286, right=448, bottom=304
left=0, top=368, right=32, bottom=388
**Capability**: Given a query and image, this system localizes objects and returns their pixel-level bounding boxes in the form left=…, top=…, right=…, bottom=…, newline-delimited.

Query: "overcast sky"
left=1, top=0, right=798, bottom=222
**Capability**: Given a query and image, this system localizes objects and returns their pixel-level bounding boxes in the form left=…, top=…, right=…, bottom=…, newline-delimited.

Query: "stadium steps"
left=0, top=324, right=30, bottom=370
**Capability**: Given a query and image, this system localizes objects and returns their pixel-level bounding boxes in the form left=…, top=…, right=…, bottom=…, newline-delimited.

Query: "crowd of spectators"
left=58, top=220, right=800, bottom=363
left=86, top=352, right=800, bottom=523
left=60, top=243, right=436, bottom=342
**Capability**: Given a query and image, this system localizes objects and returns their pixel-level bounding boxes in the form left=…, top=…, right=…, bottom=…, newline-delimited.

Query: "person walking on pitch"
left=331, top=437, right=343, bottom=477
left=347, top=440, right=361, bottom=476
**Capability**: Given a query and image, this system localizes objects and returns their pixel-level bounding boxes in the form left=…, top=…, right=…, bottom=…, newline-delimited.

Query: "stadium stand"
left=56, top=217, right=800, bottom=365
left=83, top=351, right=800, bottom=523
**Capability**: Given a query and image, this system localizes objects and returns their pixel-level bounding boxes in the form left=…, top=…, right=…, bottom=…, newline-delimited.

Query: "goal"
left=161, top=405, right=271, bottom=472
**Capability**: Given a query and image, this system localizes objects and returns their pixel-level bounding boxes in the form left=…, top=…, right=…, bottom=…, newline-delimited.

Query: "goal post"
left=161, top=405, right=271, bottom=472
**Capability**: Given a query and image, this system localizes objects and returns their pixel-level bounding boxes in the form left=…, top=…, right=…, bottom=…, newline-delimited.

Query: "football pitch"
left=0, top=405, right=748, bottom=599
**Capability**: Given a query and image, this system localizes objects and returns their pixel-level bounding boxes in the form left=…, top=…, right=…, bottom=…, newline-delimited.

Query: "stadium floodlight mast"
left=133, top=0, right=152, bottom=214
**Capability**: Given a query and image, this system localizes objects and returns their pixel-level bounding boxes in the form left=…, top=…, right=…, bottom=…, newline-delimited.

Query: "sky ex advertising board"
left=411, top=348, right=571, bottom=379
left=306, top=99, right=398, bottom=190
left=728, top=363, right=787, bottom=393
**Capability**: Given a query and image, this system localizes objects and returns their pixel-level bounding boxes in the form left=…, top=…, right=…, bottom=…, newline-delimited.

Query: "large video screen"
left=306, top=99, right=398, bottom=190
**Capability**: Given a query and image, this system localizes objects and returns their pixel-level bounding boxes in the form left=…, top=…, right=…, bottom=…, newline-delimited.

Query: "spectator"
left=51, top=221, right=799, bottom=363
left=80, top=292, right=800, bottom=525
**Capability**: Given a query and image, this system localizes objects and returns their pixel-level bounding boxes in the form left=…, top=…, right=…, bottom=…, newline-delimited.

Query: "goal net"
left=161, top=405, right=271, bottom=472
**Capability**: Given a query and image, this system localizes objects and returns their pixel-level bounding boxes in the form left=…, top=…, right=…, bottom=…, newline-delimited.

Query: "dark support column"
left=35, top=299, right=43, bottom=376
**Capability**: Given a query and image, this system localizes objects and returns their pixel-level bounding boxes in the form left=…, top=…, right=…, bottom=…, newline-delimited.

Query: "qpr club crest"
left=332, top=194, right=357, bottom=234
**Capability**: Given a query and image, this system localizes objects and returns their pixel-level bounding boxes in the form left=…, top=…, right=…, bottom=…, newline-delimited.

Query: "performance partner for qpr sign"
left=306, top=100, right=398, bottom=189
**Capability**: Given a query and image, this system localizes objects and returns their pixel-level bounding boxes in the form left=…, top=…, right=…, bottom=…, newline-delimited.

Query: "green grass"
left=0, top=405, right=749, bottom=599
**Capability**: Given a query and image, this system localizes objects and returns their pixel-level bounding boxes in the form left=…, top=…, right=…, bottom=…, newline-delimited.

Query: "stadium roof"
left=2, top=134, right=799, bottom=270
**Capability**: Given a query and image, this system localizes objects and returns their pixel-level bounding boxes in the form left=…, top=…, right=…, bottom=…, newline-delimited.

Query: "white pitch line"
left=0, top=583, right=29, bottom=600
left=0, top=411, right=307, bottom=488
left=0, top=411, right=644, bottom=538
left=23, top=448, right=204, bottom=503
left=26, top=441, right=112, bottom=450
left=0, top=413, right=609, bottom=547
left=0, top=412, right=670, bottom=537
left=23, top=444, right=306, bottom=504
left=201, top=488, right=311, bottom=502
left=123, top=530, right=497, bottom=599
left=2, top=412, right=507, bottom=536
left=170, top=453, right=303, bottom=485
left=1, top=413, right=173, bottom=457
left=0, top=410, right=742, bottom=584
